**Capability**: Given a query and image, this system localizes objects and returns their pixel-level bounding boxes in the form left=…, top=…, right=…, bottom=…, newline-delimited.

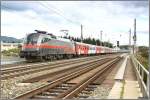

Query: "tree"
left=61, top=36, right=113, bottom=48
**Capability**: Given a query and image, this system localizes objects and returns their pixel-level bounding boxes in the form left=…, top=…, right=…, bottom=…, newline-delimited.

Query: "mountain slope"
left=0, top=36, right=22, bottom=43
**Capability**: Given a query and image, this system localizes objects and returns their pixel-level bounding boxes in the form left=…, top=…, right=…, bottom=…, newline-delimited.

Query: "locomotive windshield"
left=25, top=33, right=40, bottom=44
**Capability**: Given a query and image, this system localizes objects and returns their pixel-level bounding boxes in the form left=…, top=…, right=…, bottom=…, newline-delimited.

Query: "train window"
left=46, top=38, right=50, bottom=42
left=51, top=35, right=56, bottom=39
left=42, top=38, right=51, bottom=43
left=26, top=33, right=40, bottom=44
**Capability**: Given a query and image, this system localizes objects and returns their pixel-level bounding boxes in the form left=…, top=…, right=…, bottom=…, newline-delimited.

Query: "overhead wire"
left=2, top=2, right=83, bottom=37
left=38, top=1, right=80, bottom=26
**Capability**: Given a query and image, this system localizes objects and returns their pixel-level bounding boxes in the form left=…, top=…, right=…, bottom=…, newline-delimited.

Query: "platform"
left=114, top=55, right=128, bottom=80
left=107, top=54, right=142, bottom=99
left=107, top=81, right=123, bottom=99
left=123, top=80, right=142, bottom=99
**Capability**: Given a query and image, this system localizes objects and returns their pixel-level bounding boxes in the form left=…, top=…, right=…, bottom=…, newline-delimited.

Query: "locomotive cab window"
left=25, top=33, right=40, bottom=44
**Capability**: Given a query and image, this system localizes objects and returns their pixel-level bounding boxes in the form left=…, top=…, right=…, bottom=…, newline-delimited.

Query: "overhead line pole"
left=100, top=30, right=103, bottom=46
left=129, top=29, right=131, bottom=53
left=81, top=24, right=83, bottom=43
left=133, top=18, right=136, bottom=54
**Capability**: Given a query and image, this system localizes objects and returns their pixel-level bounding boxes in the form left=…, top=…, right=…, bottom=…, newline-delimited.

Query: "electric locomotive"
left=20, top=30, right=76, bottom=61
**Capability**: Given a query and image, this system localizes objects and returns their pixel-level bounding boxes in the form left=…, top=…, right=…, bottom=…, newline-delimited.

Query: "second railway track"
left=14, top=56, right=122, bottom=99
left=1, top=55, right=118, bottom=80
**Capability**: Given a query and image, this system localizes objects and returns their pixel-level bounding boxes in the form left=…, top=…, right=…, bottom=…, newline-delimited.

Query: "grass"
left=136, top=54, right=148, bottom=70
left=136, top=54, right=148, bottom=85
left=1, top=48, right=20, bottom=57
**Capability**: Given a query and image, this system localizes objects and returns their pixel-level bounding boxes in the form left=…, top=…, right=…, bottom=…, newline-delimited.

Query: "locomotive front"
left=20, top=33, right=41, bottom=60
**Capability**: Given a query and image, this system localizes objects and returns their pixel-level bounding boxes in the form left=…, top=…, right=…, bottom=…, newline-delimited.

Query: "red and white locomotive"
left=20, top=30, right=117, bottom=61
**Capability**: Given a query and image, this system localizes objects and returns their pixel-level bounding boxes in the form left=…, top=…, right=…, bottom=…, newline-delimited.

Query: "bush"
left=1, top=48, right=21, bottom=56
left=138, top=46, right=148, bottom=59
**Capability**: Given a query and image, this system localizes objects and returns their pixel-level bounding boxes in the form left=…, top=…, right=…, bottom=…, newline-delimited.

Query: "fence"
left=131, top=55, right=149, bottom=97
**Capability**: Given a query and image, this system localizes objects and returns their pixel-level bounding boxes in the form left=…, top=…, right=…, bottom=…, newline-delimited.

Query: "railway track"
left=1, top=55, right=103, bottom=68
left=1, top=54, right=119, bottom=69
left=14, top=56, right=121, bottom=99
left=1, top=55, right=116, bottom=80
left=22, top=57, right=112, bottom=83
left=1, top=54, right=107, bottom=72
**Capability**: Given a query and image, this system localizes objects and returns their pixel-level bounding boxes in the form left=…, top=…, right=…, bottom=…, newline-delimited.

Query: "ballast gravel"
left=1, top=63, right=74, bottom=99
left=77, top=85, right=111, bottom=99
left=1, top=56, right=114, bottom=99
left=1, top=63, right=75, bottom=99
left=1, top=78, right=47, bottom=99
left=1, top=64, right=79, bottom=99
left=1, top=70, right=52, bottom=99
left=88, top=86, right=111, bottom=99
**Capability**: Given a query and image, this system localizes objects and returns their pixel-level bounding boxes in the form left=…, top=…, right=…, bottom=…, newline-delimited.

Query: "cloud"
left=1, top=1, right=31, bottom=11
left=120, top=1, right=148, bottom=8
left=1, top=1, right=149, bottom=46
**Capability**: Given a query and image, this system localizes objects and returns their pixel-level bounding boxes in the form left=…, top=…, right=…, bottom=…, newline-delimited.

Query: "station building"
left=1, top=41, right=22, bottom=51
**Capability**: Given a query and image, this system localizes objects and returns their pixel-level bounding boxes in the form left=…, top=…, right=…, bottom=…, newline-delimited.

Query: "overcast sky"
left=1, top=1, right=149, bottom=46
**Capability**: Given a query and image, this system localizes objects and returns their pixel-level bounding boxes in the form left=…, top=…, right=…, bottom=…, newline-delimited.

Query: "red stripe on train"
left=22, top=44, right=75, bottom=53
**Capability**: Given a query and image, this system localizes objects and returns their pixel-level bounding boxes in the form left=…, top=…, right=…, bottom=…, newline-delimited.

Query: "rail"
left=131, top=55, right=149, bottom=97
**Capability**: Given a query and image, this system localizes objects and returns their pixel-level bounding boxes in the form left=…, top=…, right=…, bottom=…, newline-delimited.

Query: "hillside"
left=0, top=36, right=23, bottom=43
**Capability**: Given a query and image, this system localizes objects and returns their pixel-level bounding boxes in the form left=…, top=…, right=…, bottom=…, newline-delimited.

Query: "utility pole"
left=129, top=29, right=131, bottom=53
left=100, top=30, right=103, bottom=46
left=81, top=24, right=83, bottom=43
left=133, top=18, right=136, bottom=54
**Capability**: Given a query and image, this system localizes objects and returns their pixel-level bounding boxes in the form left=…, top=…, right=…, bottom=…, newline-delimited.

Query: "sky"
left=1, top=1, right=149, bottom=46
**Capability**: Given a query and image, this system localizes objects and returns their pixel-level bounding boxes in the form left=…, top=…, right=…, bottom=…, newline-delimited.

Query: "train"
left=19, top=30, right=119, bottom=61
